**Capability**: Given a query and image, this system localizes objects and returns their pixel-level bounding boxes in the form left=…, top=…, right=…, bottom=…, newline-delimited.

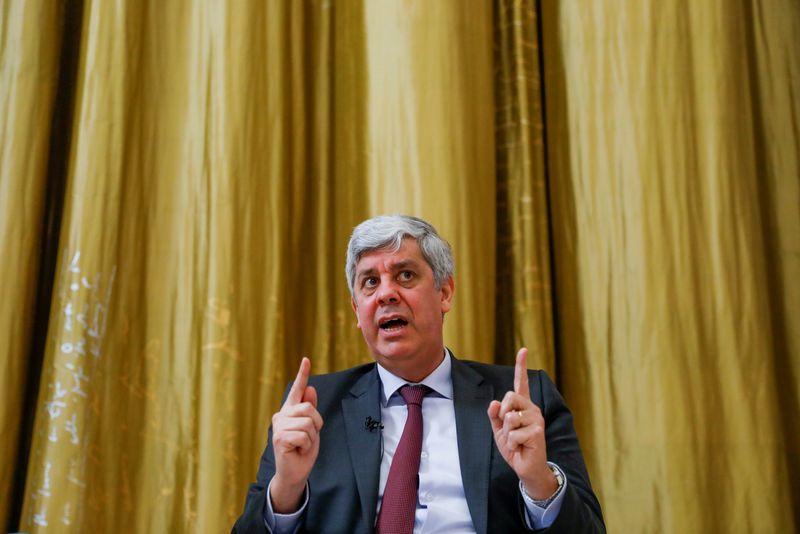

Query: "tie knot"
left=399, top=384, right=429, bottom=406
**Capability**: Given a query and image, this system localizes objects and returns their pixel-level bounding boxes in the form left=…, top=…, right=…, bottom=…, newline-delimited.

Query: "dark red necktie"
left=375, top=385, right=430, bottom=534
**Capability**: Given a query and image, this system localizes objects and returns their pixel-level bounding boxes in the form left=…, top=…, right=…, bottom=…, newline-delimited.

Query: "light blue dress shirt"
left=265, top=351, right=566, bottom=532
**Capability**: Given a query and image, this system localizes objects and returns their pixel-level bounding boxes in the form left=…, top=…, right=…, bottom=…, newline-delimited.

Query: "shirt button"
left=420, top=451, right=428, bottom=459
left=424, top=492, right=433, bottom=501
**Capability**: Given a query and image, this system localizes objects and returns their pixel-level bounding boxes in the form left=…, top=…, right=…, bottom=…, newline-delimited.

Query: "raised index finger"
left=514, top=347, right=530, bottom=400
left=286, top=357, right=311, bottom=405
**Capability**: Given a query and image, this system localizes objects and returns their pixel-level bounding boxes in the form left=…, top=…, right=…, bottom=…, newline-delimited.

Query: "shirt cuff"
left=519, top=462, right=567, bottom=529
left=263, top=478, right=308, bottom=534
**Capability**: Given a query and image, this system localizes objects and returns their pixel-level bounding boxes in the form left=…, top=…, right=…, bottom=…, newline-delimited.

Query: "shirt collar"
left=377, top=349, right=454, bottom=406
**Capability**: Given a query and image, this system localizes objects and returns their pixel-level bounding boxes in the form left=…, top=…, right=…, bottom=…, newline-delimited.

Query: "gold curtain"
left=493, top=0, right=555, bottom=371
left=0, top=0, right=797, bottom=532
left=543, top=1, right=800, bottom=532
left=14, top=1, right=371, bottom=530
left=0, top=0, right=66, bottom=527
left=5, top=0, right=502, bottom=531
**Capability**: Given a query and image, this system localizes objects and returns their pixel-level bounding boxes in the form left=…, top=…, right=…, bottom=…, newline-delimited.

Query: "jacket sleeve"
left=230, top=428, right=276, bottom=533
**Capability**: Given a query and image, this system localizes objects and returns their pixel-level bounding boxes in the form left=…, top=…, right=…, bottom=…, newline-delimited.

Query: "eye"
left=398, top=270, right=414, bottom=282
left=362, top=276, right=378, bottom=289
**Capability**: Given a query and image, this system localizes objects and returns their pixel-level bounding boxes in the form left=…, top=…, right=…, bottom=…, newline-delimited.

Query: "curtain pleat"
left=493, top=0, right=555, bottom=372
left=0, top=0, right=65, bottom=528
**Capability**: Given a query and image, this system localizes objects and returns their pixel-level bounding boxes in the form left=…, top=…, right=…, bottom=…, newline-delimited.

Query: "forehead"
left=355, top=238, right=429, bottom=273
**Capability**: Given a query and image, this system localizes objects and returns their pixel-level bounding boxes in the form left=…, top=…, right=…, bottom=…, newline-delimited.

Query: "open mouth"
left=379, top=317, right=408, bottom=331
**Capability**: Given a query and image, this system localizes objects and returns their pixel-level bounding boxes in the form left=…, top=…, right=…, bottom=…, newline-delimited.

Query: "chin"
left=375, top=347, right=412, bottom=361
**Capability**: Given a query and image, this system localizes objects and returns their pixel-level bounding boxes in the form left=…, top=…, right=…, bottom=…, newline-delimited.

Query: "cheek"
left=420, top=297, right=444, bottom=325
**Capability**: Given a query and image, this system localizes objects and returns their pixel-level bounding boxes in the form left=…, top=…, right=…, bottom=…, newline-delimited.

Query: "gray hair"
left=345, top=215, right=455, bottom=295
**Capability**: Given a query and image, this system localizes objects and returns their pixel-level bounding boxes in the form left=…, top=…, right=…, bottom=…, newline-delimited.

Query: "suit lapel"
left=451, top=356, right=494, bottom=534
left=342, top=366, right=382, bottom=530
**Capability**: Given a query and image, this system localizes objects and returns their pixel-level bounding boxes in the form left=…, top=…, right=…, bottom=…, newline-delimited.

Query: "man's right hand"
left=269, top=357, right=324, bottom=513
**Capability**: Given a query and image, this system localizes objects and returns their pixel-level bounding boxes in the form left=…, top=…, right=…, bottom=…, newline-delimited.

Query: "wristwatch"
left=522, top=463, right=565, bottom=508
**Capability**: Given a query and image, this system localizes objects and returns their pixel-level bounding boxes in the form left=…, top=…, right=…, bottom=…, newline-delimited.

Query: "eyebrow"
left=355, top=259, right=421, bottom=279
left=391, top=259, right=420, bottom=271
left=355, top=267, right=378, bottom=280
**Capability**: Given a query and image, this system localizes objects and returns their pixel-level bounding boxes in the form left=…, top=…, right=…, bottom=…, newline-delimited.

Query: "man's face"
left=351, top=238, right=454, bottom=382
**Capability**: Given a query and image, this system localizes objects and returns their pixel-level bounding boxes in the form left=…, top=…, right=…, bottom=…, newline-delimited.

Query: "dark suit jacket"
left=233, top=354, right=604, bottom=533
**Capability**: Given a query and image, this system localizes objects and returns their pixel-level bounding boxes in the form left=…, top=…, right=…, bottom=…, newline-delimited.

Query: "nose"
left=376, top=279, right=400, bottom=305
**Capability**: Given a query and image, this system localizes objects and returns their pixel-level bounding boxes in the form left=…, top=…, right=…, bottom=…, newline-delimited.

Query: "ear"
left=439, top=275, right=455, bottom=314
left=351, top=296, right=361, bottom=328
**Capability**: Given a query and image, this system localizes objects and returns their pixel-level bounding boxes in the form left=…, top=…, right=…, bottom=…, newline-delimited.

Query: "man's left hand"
left=487, top=347, right=558, bottom=500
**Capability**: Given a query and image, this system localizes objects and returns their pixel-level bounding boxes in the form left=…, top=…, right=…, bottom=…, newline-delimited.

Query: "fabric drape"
left=542, top=1, right=800, bottom=532
left=493, top=0, right=555, bottom=371
left=0, top=0, right=797, bottom=532
left=0, top=0, right=67, bottom=527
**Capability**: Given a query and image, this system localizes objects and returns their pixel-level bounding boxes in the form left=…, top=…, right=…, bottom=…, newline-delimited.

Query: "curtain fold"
left=542, top=1, right=799, bottom=531
left=0, top=0, right=66, bottom=528
left=493, top=0, right=555, bottom=372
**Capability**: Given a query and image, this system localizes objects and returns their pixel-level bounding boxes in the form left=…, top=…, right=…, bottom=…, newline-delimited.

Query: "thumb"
left=487, top=400, right=503, bottom=433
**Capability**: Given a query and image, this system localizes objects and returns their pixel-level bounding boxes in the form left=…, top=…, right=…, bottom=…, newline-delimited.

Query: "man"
left=233, top=215, right=604, bottom=533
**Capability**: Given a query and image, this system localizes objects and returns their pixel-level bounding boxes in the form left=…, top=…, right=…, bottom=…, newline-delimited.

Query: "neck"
left=394, top=348, right=446, bottom=383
